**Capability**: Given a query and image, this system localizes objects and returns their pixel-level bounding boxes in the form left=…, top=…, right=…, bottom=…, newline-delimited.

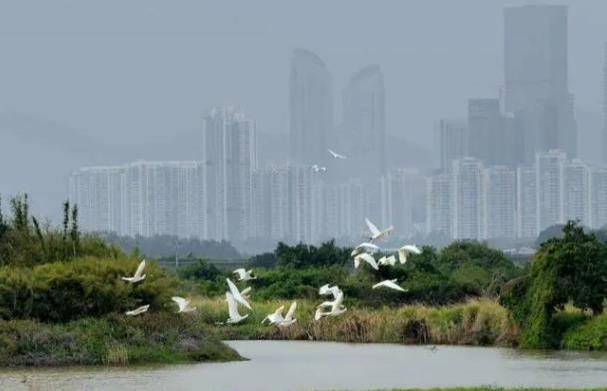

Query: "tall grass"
left=193, top=297, right=519, bottom=347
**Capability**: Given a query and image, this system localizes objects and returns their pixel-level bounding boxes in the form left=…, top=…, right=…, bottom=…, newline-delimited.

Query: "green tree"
left=501, top=221, right=607, bottom=348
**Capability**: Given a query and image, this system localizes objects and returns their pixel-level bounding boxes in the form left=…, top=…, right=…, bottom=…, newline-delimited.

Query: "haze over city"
left=2, top=0, right=607, bottom=253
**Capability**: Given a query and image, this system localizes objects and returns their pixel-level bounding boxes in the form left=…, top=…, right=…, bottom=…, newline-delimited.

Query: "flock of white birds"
left=122, top=259, right=197, bottom=316
left=122, top=149, right=420, bottom=325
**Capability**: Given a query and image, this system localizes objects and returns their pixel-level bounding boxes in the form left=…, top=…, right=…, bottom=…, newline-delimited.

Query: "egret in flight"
left=121, top=259, right=146, bottom=283
left=398, top=244, right=422, bottom=264
left=226, top=278, right=252, bottom=310
left=354, top=252, right=379, bottom=270
left=372, top=279, right=407, bottom=292
left=225, top=292, right=249, bottom=324
left=365, top=218, right=393, bottom=241
left=327, top=148, right=347, bottom=159
left=125, top=304, right=149, bottom=316
left=233, top=268, right=257, bottom=281
left=171, top=296, right=197, bottom=313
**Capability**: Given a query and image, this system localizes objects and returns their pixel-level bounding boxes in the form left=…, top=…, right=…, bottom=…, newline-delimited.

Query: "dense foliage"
left=501, top=222, right=607, bottom=348
left=189, top=239, right=522, bottom=306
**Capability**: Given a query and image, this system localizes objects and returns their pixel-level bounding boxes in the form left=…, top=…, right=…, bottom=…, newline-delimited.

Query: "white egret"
left=121, top=260, right=146, bottom=283
left=327, top=148, right=347, bottom=159
left=171, top=296, right=197, bottom=313
left=372, top=279, right=407, bottom=292
left=398, top=244, right=422, bottom=264
left=316, top=291, right=347, bottom=320
left=311, top=164, right=327, bottom=173
left=226, top=278, right=252, bottom=310
left=225, top=292, right=249, bottom=324
left=318, top=284, right=341, bottom=298
left=350, top=242, right=380, bottom=257
left=354, top=252, right=379, bottom=270
left=233, top=268, right=257, bottom=281
left=365, top=218, right=394, bottom=241
left=125, top=304, right=149, bottom=316
left=261, top=305, right=285, bottom=325
left=377, top=255, right=397, bottom=266
left=278, top=301, right=297, bottom=327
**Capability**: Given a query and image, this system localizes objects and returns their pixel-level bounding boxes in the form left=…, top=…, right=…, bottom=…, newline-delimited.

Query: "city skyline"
left=3, top=1, right=607, bottom=236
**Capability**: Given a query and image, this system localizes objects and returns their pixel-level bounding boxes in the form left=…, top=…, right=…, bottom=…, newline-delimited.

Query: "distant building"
left=452, top=158, right=484, bottom=240
left=68, top=166, right=125, bottom=235
left=380, top=169, right=414, bottom=239
left=504, top=5, right=576, bottom=162
left=289, top=49, right=333, bottom=166
left=439, top=119, right=467, bottom=172
left=70, top=161, right=204, bottom=239
left=516, top=165, right=538, bottom=239
left=589, top=166, right=607, bottom=229
left=536, top=150, right=566, bottom=231
left=483, top=166, right=516, bottom=239
left=342, top=65, right=385, bottom=179
left=468, top=98, right=501, bottom=165
left=604, top=42, right=607, bottom=163
left=564, top=159, right=590, bottom=226
left=426, top=173, right=453, bottom=238
left=202, top=106, right=256, bottom=242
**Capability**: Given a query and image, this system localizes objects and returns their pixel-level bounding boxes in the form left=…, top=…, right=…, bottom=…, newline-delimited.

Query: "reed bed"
left=192, top=297, right=519, bottom=347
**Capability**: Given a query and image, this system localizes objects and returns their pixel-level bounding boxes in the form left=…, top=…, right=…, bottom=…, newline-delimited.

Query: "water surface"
left=1, top=341, right=607, bottom=390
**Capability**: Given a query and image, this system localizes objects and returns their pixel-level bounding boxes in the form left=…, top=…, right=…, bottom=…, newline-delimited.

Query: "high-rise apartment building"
left=483, top=166, right=516, bottom=239
left=202, top=106, right=256, bottom=242
left=342, top=65, right=385, bottom=179
left=452, top=158, right=484, bottom=240
left=70, top=161, right=203, bottom=239
left=564, top=159, right=590, bottom=226
left=516, top=166, right=538, bottom=239
left=289, top=49, right=333, bottom=166
left=589, top=167, right=607, bottom=229
left=426, top=173, right=452, bottom=238
left=536, top=150, right=566, bottom=232
left=68, top=166, right=125, bottom=235
left=504, top=5, right=576, bottom=162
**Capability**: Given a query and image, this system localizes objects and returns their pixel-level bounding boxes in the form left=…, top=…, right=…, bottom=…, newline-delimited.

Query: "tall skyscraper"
left=468, top=98, right=501, bottom=165
left=289, top=49, right=333, bottom=166
left=343, top=65, right=385, bottom=179
left=68, top=166, right=125, bottom=235
left=202, top=106, right=256, bottom=242
left=589, top=167, right=607, bottom=229
left=483, top=166, right=516, bottom=239
left=452, top=158, right=484, bottom=240
left=426, top=173, right=453, bottom=238
left=535, top=150, right=566, bottom=232
left=564, top=159, right=590, bottom=226
left=504, top=5, right=576, bottom=162
left=439, top=119, right=467, bottom=172
left=516, top=166, right=538, bottom=239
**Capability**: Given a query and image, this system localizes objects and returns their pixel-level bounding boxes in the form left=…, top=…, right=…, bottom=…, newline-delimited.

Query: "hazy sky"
left=1, top=0, right=606, bottom=219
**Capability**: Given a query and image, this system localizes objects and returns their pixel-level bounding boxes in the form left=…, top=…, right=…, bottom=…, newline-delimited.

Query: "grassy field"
left=192, top=297, right=520, bottom=347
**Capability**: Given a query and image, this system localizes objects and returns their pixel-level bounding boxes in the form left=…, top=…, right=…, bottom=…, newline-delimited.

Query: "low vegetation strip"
left=0, top=313, right=241, bottom=367
left=197, top=298, right=519, bottom=346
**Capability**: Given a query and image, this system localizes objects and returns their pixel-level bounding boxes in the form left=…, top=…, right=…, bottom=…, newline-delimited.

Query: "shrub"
left=0, top=257, right=177, bottom=322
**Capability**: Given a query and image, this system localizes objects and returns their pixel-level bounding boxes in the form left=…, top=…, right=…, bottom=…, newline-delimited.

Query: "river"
left=1, top=341, right=607, bottom=390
